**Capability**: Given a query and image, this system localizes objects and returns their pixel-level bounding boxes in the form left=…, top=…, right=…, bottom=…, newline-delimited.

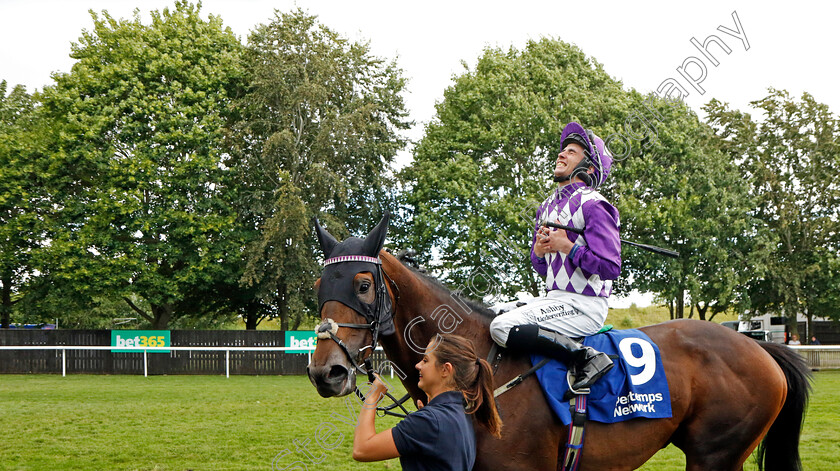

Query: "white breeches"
left=489, top=290, right=608, bottom=346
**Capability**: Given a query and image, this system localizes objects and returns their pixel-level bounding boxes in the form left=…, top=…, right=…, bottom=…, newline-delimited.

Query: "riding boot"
left=506, top=324, right=614, bottom=390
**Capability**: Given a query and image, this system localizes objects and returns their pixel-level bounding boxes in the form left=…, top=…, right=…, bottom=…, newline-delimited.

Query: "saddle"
left=532, top=328, right=672, bottom=425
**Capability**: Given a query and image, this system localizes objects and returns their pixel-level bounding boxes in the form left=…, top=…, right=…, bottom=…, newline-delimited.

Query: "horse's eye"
left=359, top=283, right=371, bottom=293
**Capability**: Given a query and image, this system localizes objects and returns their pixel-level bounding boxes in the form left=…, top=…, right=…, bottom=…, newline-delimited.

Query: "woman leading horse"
left=307, top=213, right=811, bottom=471
left=352, top=335, right=501, bottom=471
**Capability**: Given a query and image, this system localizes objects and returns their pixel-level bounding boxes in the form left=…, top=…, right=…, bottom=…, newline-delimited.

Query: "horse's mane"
left=392, top=249, right=497, bottom=322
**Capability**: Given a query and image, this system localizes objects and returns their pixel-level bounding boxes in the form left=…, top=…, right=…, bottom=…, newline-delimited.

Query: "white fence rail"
left=0, top=345, right=387, bottom=378
left=789, top=345, right=840, bottom=370
left=1, top=345, right=836, bottom=377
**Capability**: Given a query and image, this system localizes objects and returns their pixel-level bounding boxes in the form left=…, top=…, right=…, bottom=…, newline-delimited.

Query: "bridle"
left=314, top=254, right=410, bottom=417
left=315, top=255, right=391, bottom=375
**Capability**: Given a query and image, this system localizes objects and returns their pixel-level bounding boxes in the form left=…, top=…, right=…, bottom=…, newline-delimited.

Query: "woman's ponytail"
left=434, top=335, right=502, bottom=438
left=464, top=357, right=502, bottom=438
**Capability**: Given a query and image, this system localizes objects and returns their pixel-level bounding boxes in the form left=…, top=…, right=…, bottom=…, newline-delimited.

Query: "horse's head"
left=306, top=212, right=395, bottom=397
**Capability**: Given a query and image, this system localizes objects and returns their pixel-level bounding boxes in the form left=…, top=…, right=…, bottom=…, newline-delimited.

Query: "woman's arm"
left=352, top=376, right=400, bottom=462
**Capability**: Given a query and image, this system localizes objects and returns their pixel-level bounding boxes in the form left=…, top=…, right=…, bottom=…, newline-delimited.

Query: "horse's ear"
left=314, top=218, right=339, bottom=258
left=362, top=211, right=390, bottom=257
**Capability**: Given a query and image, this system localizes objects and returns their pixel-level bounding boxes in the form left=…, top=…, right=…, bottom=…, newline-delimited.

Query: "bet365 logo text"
left=114, top=334, right=166, bottom=348
left=284, top=331, right=317, bottom=353
left=111, top=330, right=171, bottom=353
left=289, top=335, right=315, bottom=349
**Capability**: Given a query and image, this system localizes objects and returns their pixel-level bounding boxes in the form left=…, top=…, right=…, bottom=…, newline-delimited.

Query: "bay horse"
left=307, top=214, right=811, bottom=471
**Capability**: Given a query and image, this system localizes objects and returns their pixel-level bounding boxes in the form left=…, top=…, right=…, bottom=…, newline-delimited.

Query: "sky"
left=2, top=0, right=838, bottom=307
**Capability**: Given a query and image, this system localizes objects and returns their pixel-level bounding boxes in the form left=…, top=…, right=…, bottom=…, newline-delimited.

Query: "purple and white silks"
left=488, top=183, right=622, bottom=344
left=531, top=182, right=621, bottom=297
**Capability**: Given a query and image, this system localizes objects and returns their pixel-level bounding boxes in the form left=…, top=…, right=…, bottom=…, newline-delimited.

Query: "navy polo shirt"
left=391, top=390, right=476, bottom=471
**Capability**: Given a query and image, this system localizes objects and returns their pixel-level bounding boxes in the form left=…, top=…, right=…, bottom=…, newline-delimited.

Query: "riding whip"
left=542, top=221, right=680, bottom=259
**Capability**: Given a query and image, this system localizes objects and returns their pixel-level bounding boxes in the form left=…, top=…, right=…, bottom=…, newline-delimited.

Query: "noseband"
left=316, top=317, right=376, bottom=374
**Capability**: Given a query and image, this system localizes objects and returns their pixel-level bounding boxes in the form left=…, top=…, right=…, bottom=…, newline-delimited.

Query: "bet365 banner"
left=285, top=331, right=317, bottom=353
left=111, top=330, right=171, bottom=353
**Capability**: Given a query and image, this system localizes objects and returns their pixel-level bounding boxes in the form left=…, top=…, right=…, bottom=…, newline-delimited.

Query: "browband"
left=324, top=255, right=382, bottom=266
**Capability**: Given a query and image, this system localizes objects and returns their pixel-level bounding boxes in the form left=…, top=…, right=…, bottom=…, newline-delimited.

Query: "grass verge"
left=1, top=371, right=835, bottom=470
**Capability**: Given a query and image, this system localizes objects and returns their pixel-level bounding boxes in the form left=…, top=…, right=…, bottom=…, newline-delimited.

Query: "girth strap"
left=562, top=393, right=589, bottom=471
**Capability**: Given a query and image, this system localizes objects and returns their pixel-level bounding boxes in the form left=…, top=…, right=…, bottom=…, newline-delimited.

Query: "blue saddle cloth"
left=531, top=329, right=672, bottom=425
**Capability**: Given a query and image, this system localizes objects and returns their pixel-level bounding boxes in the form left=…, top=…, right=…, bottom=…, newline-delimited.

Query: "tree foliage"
left=399, top=38, right=766, bottom=320
left=705, top=89, right=840, bottom=327
left=8, top=8, right=836, bottom=332
left=613, top=93, right=773, bottom=320
left=0, top=81, right=44, bottom=327
left=36, top=1, right=246, bottom=329
left=233, top=9, right=410, bottom=329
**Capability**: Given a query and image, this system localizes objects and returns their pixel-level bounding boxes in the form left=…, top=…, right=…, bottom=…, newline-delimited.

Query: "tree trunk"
left=805, top=309, right=813, bottom=344
left=676, top=287, right=685, bottom=319
left=708, top=307, right=720, bottom=322
left=529, top=277, right=540, bottom=298
left=1, top=274, right=12, bottom=328
left=245, top=314, right=258, bottom=330
left=667, top=298, right=675, bottom=320
left=244, top=302, right=261, bottom=330
left=782, top=305, right=799, bottom=342
left=688, top=303, right=695, bottom=319
left=151, top=303, right=173, bottom=330
left=279, top=283, right=289, bottom=332
left=696, top=303, right=708, bottom=321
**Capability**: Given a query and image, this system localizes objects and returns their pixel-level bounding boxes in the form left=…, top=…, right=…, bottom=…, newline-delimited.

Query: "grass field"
left=1, top=370, right=837, bottom=470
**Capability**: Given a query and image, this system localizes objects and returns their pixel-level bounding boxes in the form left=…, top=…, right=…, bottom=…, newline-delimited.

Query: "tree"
left=613, top=93, right=773, bottom=320
left=399, top=39, right=633, bottom=302
left=233, top=9, right=410, bottom=330
left=0, top=81, right=43, bottom=328
left=37, top=1, right=247, bottom=329
left=705, top=89, right=840, bottom=332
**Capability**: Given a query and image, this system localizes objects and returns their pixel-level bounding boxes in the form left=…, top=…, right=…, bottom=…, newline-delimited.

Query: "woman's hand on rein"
left=364, top=373, right=389, bottom=407
left=371, top=373, right=389, bottom=392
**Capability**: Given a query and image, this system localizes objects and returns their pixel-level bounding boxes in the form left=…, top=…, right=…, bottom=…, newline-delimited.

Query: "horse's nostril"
left=328, top=365, right=348, bottom=380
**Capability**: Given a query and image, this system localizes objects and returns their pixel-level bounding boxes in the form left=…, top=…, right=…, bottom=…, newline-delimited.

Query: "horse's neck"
left=378, top=253, right=497, bottom=400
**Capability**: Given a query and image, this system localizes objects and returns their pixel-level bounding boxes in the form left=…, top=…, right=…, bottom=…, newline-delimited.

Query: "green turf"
left=0, top=371, right=837, bottom=470
left=0, top=374, right=407, bottom=470
left=638, top=369, right=840, bottom=471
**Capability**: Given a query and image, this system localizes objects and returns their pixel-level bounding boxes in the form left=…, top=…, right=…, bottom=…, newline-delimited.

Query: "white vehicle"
left=738, top=313, right=789, bottom=343
left=738, top=312, right=838, bottom=344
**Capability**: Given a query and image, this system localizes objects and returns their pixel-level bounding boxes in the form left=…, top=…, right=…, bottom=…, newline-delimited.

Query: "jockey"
left=490, top=122, right=621, bottom=390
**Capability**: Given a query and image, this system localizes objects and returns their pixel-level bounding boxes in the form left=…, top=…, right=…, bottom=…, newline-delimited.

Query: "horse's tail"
left=756, top=342, right=812, bottom=471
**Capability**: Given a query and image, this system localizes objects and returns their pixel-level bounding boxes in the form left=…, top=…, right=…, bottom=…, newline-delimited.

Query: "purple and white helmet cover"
left=559, top=121, right=613, bottom=187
